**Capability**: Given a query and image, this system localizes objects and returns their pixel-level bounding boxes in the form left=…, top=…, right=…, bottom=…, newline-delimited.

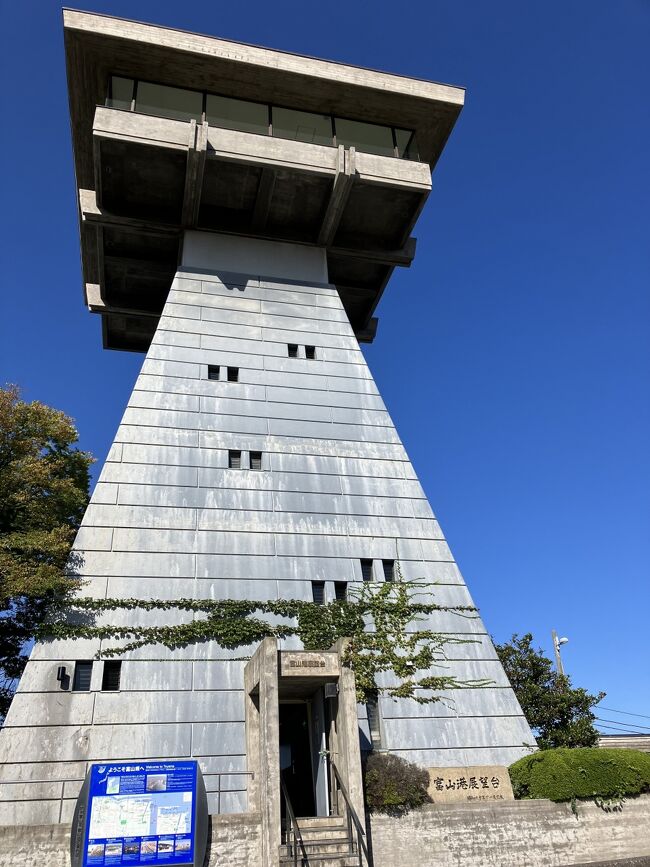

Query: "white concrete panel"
left=0, top=799, right=61, bottom=825
left=325, top=374, right=380, bottom=395
left=148, top=344, right=265, bottom=371
left=151, top=329, right=201, bottom=350
left=194, top=554, right=356, bottom=582
left=84, top=504, right=197, bottom=530
left=118, top=483, right=273, bottom=511
left=193, top=662, right=246, bottom=691
left=76, top=551, right=195, bottom=577
left=162, top=302, right=201, bottom=320
left=140, top=358, right=202, bottom=379
left=0, top=780, right=64, bottom=802
left=129, top=389, right=200, bottom=412
left=136, top=374, right=268, bottom=402
left=0, top=760, right=86, bottom=783
left=200, top=397, right=332, bottom=424
left=121, top=442, right=206, bottom=467
left=266, top=384, right=384, bottom=410
left=73, top=526, right=113, bottom=551
left=93, top=690, right=244, bottom=724
left=168, top=289, right=261, bottom=314
left=90, top=482, right=119, bottom=504
left=387, top=746, right=533, bottom=768
left=3, top=693, right=95, bottom=727
left=340, top=475, right=418, bottom=498
left=264, top=356, right=370, bottom=379
left=115, top=424, right=199, bottom=447
left=262, top=328, right=357, bottom=351
left=192, top=722, right=246, bottom=756
left=160, top=316, right=263, bottom=342
left=0, top=723, right=192, bottom=763
left=382, top=688, right=525, bottom=719
left=381, top=715, right=534, bottom=751
left=99, top=463, right=199, bottom=487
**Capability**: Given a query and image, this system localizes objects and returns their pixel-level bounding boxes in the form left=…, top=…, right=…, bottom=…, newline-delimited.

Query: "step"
left=279, top=857, right=360, bottom=867
left=292, top=816, right=345, bottom=830
left=282, top=839, right=355, bottom=855
left=292, top=828, right=351, bottom=842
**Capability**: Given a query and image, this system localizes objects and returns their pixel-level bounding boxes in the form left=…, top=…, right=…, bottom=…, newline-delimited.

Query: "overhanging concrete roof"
left=64, top=8, right=464, bottom=188
left=63, top=9, right=465, bottom=351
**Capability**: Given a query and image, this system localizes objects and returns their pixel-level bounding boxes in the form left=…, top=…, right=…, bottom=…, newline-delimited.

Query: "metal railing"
left=208, top=771, right=255, bottom=814
left=280, top=775, right=309, bottom=867
left=329, top=759, right=371, bottom=867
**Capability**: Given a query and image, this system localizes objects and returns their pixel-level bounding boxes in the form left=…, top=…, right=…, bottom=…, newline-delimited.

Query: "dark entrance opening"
left=279, top=702, right=316, bottom=817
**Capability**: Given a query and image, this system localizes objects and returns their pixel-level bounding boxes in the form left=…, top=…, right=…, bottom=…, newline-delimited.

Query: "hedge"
left=509, top=747, right=650, bottom=803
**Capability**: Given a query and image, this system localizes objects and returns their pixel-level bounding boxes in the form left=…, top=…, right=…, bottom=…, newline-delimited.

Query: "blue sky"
left=1, top=1, right=648, bottom=732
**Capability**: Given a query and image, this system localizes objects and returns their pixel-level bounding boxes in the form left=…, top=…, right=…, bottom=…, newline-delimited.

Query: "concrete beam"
left=318, top=146, right=355, bottom=246
left=79, top=188, right=182, bottom=236
left=330, top=236, right=417, bottom=267
left=181, top=120, right=208, bottom=228
left=85, top=285, right=159, bottom=318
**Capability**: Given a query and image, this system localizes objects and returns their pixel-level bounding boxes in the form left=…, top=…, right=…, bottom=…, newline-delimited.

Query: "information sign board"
left=70, top=761, right=208, bottom=867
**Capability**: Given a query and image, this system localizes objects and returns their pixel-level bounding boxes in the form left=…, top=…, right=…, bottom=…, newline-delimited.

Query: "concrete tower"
left=0, top=10, right=535, bottom=830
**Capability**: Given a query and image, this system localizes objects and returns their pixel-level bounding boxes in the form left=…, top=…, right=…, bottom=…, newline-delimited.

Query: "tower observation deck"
left=0, top=9, right=535, bottom=837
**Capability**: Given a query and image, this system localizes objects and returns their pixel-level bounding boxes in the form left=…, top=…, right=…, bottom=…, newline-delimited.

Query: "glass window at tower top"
left=206, top=94, right=268, bottom=136
left=272, top=106, right=333, bottom=146
left=135, top=81, right=203, bottom=123
left=106, top=76, right=419, bottom=161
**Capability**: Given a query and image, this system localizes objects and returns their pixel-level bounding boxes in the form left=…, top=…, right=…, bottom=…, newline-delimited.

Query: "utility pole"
left=552, top=630, right=568, bottom=676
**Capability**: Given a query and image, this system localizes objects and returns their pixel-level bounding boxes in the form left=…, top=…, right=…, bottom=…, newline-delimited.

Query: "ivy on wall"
left=41, top=569, right=491, bottom=704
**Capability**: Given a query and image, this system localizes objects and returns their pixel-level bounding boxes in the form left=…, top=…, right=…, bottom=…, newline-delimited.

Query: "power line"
left=596, top=723, right=645, bottom=734
left=596, top=705, right=650, bottom=720
left=595, top=717, right=650, bottom=732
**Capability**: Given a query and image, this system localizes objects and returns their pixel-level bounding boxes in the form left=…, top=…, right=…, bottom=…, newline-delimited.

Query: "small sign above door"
left=279, top=651, right=340, bottom=678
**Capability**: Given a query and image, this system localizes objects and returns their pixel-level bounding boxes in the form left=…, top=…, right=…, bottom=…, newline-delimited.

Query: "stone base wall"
left=0, top=813, right=262, bottom=867
left=368, top=795, right=650, bottom=867
left=1, top=798, right=649, bottom=867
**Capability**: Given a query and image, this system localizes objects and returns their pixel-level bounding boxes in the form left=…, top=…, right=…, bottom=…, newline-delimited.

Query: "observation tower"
left=0, top=10, right=535, bottom=840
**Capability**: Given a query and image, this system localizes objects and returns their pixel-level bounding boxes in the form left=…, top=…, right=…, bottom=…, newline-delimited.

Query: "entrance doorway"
left=279, top=702, right=316, bottom=817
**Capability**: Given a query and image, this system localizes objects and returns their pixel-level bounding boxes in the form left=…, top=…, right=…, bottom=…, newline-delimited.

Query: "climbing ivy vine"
left=40, top=567, right=491, bottom=704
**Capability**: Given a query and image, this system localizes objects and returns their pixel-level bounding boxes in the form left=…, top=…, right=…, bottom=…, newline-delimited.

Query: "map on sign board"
left=82, top=761, right=197, bottom=867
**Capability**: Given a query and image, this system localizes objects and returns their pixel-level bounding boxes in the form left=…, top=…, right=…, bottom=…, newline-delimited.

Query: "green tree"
left=0, top=386, right=93, bottom=719
left=495, top=633, right=605, bottom=750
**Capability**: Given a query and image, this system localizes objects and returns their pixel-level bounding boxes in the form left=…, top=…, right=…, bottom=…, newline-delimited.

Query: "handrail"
left=279, top=775, right=309, bottom=867
left=329, top=760, right=371, bottom=866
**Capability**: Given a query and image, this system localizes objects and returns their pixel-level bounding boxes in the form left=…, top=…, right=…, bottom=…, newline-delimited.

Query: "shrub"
left=364, top=752, right=431, bottom=814
left=509, top=747, right=650, bottom=805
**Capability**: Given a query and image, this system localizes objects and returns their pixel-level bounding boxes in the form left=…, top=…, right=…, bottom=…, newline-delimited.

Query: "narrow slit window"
left=305, top=345, right=316, bottom=360
left=250, top=451, right=262, bottom=471
left=72, top=661, right=93, bottom=692
left=207, top=365, right=220, bottom=381
left=102, top=661, right=122, bottom=691
left=312, top=581, right=325, bottom=605
left=382, top=559, right=395, bottom=582
left=227, top=367, right=239, bottom=382
left=287, top=344, right=299, bottom=358
left=360, top=559, right=373, bottom=582
left=228, top=450, right=242, bottom=469
left=334, top=581, right=347, bottom=601
left=366, top=695, right=382, bottom=749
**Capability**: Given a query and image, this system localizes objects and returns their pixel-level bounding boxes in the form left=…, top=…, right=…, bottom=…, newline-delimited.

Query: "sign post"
left=71, top=761, right=208, bottom=867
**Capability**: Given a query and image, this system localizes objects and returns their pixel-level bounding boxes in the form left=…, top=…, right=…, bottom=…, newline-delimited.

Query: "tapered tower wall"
left=0, top=235, right=534, bottom=826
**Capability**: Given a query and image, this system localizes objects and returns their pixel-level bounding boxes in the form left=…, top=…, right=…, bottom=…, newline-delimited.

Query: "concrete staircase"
left=280, top=816, right=361, bottom=866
